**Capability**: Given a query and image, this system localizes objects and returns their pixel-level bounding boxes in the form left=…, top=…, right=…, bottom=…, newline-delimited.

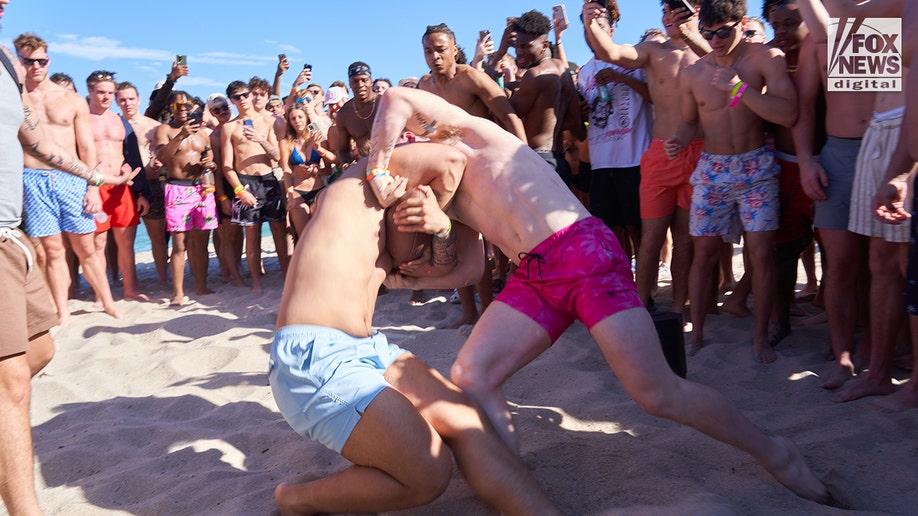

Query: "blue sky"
left=2, top=0, right=767, bottom=104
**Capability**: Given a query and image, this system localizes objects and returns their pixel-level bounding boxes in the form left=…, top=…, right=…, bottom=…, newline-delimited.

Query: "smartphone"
left=666, top=0, right=695, bottom=14
left=243, top=119, right=253, bottom=128
left=187, top=111, right=203, bottom=123
left=552, top=4, right=569, bottom=30
left=479, top=29, right=491, bottom=40
left=278, top=53, right=286, bottom=62
left=307, top=122, right=319, bottom=133
left=303, top=64, right=312, bottom=71
left=176, top=54, right=187, bottom=66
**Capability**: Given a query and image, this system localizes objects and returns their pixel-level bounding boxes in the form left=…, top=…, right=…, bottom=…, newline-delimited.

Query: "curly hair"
left=513, top=10, right=551, bottom=36
left=248, top=76, right=271, bottom=94
left=699, top=0, right=747, bottom=28
left=762, top=0, right=795, bottom=21
left=423, top=23, right=457, bottom=43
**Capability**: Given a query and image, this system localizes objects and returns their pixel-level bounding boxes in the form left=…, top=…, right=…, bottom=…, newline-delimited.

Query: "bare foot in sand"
left=822, top=364, right=856, bottom=390
left=754, top=340, right=778, bottom=364
left=686, top=333, right=703, bottom=357
left=195, top=287, right=215, bottom=296
left=768, top=324, right=791, bottom=348
left=721, top=296, right=752, bottom=318
left=275, top=482, right=317, bottom=515
left=832, top=378, right=895, bottom=403
left=762, top=436, right=830, bottom=504
left=871, top=385, right=918, bottom=412
left=170, top=295, right=188, bottom=307
left=103, top=303, right=121, bottom=318
left=252, top=285, right=264, bottom=295
left=124, top=292, right=151, bottom=302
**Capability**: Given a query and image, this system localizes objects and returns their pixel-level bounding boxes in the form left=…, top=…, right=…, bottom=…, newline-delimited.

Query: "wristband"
left=729, top=82, right=748, bottom=108
left=218, top=195, right=229, bottom=202
left=730, top=81, right=744, bottom=98
left=434, top=221, right=452, bottom=239
left=233, top=184, right=245, bottom=197
left=366, top=168, right=390, bottom=183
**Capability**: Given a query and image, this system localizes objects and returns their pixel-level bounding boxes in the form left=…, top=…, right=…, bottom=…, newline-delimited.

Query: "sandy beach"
left=26, top=246, right=918, bottom=515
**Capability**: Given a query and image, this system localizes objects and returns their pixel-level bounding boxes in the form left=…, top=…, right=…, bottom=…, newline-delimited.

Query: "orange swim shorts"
left=638, top=138, right=703, bottom=219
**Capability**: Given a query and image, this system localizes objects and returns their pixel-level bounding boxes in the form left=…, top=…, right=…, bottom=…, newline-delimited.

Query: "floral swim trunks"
left=689, top=145, right=780, bottom=237
left=164, top=180, right=218, bottom=233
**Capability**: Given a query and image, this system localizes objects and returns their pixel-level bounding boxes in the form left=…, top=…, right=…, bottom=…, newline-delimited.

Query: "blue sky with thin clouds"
left=2, top=0, right=765, bottom=104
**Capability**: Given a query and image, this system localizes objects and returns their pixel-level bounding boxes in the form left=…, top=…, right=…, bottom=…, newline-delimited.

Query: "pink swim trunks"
left=164, top=181, right=218, bottom=233
left=495, top=217, right=643, bottom=342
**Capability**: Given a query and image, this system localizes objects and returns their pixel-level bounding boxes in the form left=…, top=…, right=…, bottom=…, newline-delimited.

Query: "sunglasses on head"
left=307, top=88, right=322, bottom=96
left=173, top=102, right=193, bottom=111
left=21, top=57, right=49, bottom=67
left=699, top=19, right=741, bottom=40
left=230, top=91, right=251, bottom=101
left=91, top=70, right=116, bottom=81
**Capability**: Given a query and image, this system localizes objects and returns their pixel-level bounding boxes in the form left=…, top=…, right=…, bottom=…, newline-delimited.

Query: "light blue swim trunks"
left=23, top=168, right=95, bottom=237
left=268, top=324, right=408, bottom=453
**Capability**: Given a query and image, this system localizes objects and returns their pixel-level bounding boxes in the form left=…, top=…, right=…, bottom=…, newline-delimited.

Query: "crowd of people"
left=3, top=0, right=917, bottom=513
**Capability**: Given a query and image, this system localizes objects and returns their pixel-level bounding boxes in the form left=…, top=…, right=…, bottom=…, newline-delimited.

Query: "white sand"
left=26, top=248, right=918, bottom=515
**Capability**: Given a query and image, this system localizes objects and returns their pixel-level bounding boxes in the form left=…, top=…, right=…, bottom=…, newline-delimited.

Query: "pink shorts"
left=165, top=181, right=218, bottom=233
left=495, top=217, right=643, bottom=342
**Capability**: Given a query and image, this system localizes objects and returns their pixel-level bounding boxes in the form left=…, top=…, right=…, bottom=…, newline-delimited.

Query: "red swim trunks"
left=639, top=138, right=703, bottom=219
left=95, top=184, right=139, bottom=232
left=495, top=217, right=643, bottom=342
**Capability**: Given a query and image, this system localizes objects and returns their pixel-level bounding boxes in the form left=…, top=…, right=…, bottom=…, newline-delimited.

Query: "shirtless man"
left=806, top=0, right=910, bottom=402
left=250, top=76, right=286, bottom=142
left=116, top=81, right=169, bottom=286
left=873, top=0, right=918, bottom=412
left=269, top=142, right=558, bottom=514
left=207, top=93, right=244, bottom=287
left=13, top=33, right=119, bottom=324
left=366, top=86, right=829, bottom=505
left=86, top=70, right=151, bottom=301
left=665, top=0, right=797, bottom=363
left=419, top=22, right=528, bottom=326
left=493, top=10, right=584, bottom=165
left=334, top=62, right=378, bottom=164
left=154, top=91, right=218, bottom=305
left=584, top=0, right=707, bottom=312
left=792, top=0, right=876, bottom=388
left=220, top=80, right=286, bottom=294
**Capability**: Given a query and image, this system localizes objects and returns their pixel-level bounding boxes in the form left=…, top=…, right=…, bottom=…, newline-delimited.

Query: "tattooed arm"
left=385, top=222, right=485, bottom=290
left=18, top=94, right=134, bottom=185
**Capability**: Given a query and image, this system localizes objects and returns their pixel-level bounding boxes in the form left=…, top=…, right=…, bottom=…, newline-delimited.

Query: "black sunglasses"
left=210, top=105, right=230, bottom=113
left=744, top=30, right=759, bottom=38
left=700, top=19, right=741, bottom=41
left=21, top=57, right=49, bottom=67
left=230, top=91, right=251, bottom=101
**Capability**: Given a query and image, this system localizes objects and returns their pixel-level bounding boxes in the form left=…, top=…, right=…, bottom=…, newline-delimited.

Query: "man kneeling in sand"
left=366, top=86, right=829, bottom=504
left=268, top=142, right=559, bottom=514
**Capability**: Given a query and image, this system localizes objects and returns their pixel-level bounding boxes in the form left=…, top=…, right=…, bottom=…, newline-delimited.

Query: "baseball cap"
left=206, top=93, right=229, bottom=109
left=324, top=86, right=348, bottom=105
left=398, top=77, right=419, bottom=87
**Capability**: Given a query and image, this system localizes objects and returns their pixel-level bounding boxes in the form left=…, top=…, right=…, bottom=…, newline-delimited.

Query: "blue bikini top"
left=288, top=144, right=321, bottom=167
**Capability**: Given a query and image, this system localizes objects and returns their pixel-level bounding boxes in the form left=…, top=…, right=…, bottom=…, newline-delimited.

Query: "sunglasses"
left=90, top=70, right=116, bottom=81
left=230, top=91, right=251, bottom=101
left=21, top=57, right=49, bottom=67
left=173, top=102, right=194, bottom=111
left=700, top=19, right=742, bottom=41
left=210, top=105, right=230, bottom=114
left=307, top=89, right=322, bottom=96
left=744, top=30, right=759, bottom=38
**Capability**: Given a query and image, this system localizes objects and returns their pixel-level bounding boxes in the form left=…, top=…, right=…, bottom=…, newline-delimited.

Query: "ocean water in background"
left=133, top=223, right=272, bottom=253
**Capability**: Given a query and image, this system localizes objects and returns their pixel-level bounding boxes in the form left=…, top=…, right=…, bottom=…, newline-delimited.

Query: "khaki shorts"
left=0, top=228, right=56, bottom=358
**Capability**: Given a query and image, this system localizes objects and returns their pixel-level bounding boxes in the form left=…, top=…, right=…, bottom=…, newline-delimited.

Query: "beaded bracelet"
left=218, top=195, right=229, bottom=202
left=233, top=184, right=245, bottom=197
left=89, top=169, right=105, bottom=187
